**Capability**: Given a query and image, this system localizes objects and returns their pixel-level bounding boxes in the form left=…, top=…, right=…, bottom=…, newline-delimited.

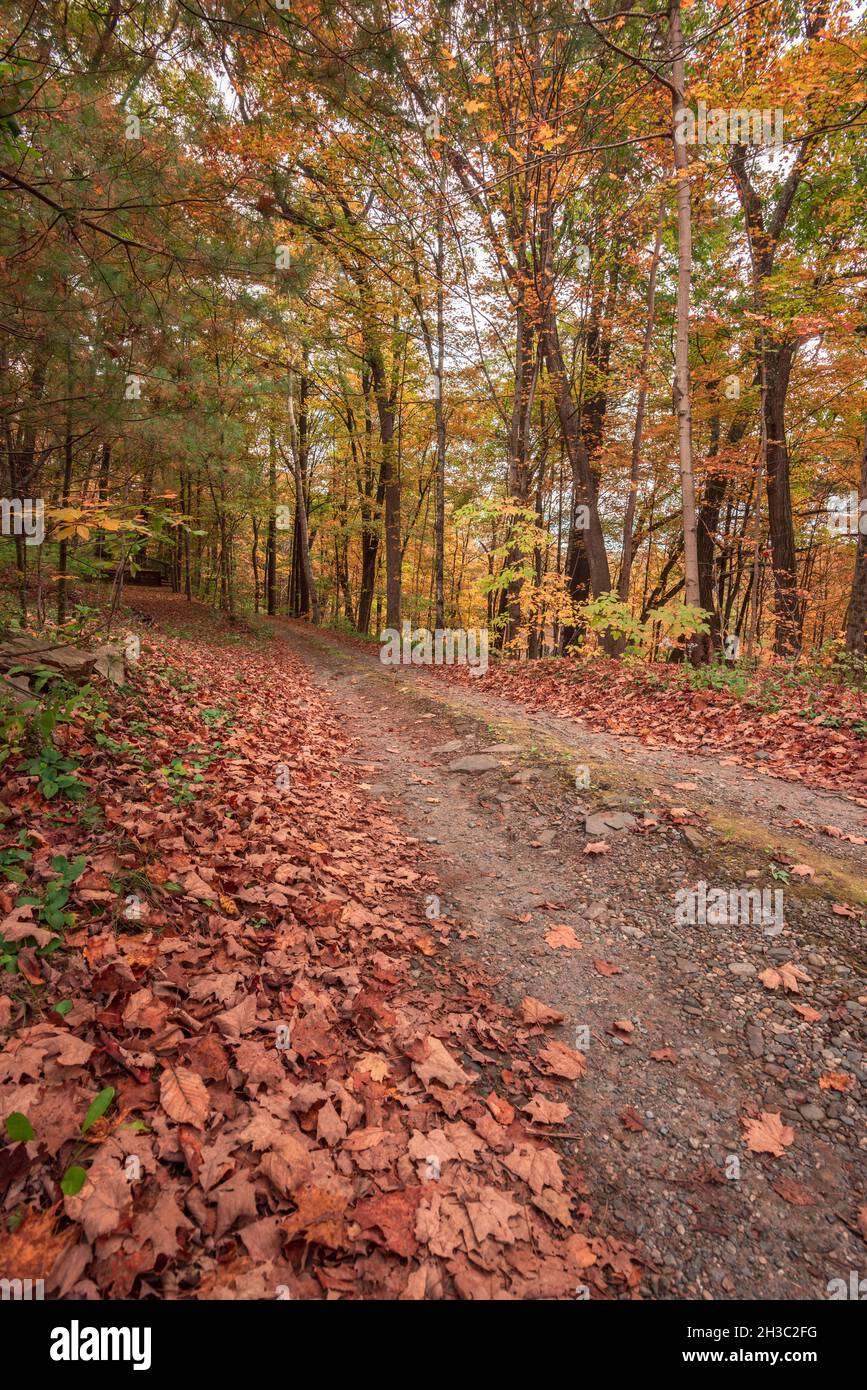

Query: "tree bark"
left=619, top=202, right=664, bottom=600
left=286, top=367, right=320, bottom=625
left=668, top=0, right=702, bottom=630
left=845, top=418, right=867, bottom=657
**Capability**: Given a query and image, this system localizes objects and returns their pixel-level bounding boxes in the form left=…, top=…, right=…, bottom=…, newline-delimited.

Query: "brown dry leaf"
left=502, top=1140, right=565, bottom=1194
left=649, top=1048, right=679, bottom=1064
left=831, top=902, right=858, bottom=918
left=0, top=1205, right=76, bottom=1282
left=522, top=1094, right=571, bottom=1125
left=791, top=1002, right=822, bottom=1021
left=182, top=870, right=216, bottom=901
left=355, top=1052, right=390, bottom=1081
left=353, top=1188, right=423, bottom=1258
left=63, top=1164, right=131, bottom=1241
left=789, top=863, right=815, bottom=878
left=537, top=1040, right=586, bottom=1080
left=283, top=1186, right=348, bottom=1251
left=544, top=924, right=582, bottom=950
left=565, top=1233, right=597, bottom=1270
left=593, top=958, right=622, bottom=977
left=620, top=1106, right=645, bottom=1132
left=160, top=1065, right=210, bottom=1129
left=772, top=1177, right=816, bottom=1207
left=741, top=1111, right=795, bottom=1158
left=532, top=1186, right=573, bottom=1227
left=759, top=963, right=811, bottom=994
left=519, top=995, right=565, bottom=1024
left=486, top=1092, right=515, bottom=1125
left=818, top=1072, right=853, bottom=1092
left=412, top=1036, right=473, bottom=1090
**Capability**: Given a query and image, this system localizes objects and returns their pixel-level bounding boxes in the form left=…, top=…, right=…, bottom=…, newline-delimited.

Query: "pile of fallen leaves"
left=428, top=655, right=867, bottom=798
left=0, top=593, right=641, bottom=1299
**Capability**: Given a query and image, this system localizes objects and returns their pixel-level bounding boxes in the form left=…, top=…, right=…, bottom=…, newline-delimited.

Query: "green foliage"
left=6, top=1112, right=34, bottom=1141
left=0, top=834, right=33, bottom=884
left=81, top=1086, right=115, bottom=1135
left=60, top=1165, right=87, bottom=1197
left=576, top=593, right=711, bottom=657
left=21, top=745, right=86, bottom=801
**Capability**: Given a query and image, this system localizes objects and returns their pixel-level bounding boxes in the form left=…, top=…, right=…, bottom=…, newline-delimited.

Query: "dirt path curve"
left=276, top=619, right=866, bottom=1300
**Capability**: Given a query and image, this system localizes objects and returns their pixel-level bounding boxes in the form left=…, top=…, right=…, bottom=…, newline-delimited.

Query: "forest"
left=1, top=0, right=865, bottom=661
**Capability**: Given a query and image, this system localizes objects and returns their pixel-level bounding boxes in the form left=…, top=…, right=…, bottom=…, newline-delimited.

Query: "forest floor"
left=2, top=588, right=865, bottom=1300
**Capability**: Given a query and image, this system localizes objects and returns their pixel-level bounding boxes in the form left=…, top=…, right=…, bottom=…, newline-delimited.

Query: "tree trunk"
left=286, top=368, right=320, bottom=624
left=619, top=202, right=664, bottom=600
left=845, top=418, right=867, bottom=657
left=763, top=339, right=802, bottom=655
left=266, top=429, right=277, bottom=616
left=434, top=140, right=447, bottom=631
left=669, top=0, right=701, bottom=630
left=541, top=314, right=612, bottom=601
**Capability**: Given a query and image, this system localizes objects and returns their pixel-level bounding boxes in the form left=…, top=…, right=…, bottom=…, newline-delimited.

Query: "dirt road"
left=277, top=619, right=866, bottom=1300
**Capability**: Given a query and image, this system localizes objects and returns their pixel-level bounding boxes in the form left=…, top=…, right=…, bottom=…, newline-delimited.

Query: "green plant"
left=0, top=833, right=33, bottom=884
left=159, top=755, right=208, bottom=804
left=16, top=854, right=86, bottom=932
left=21, top=744, right=86, bottom=801
left=575, top=593, right=711, bottom=658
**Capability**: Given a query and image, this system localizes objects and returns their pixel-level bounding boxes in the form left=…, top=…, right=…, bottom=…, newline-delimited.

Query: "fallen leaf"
left=772, top=1177, right=816, bottom=1207
left=759, top=963, right=811, bottom=994
left=593, top=958, right=622, bottom=977
left=159, top=1065, right=210, bottom=1129
left=544, top=924, right=582, bottom=950
left=519, top=996, right=565, bottom=1025
left=620, top=1106, right=645, bottom=1132
left=741, top=1111, right=795, bottom=1158
left=818, top=1072, right=853, bottom=1092
left=537, top=1040, right=586, bottom=1080
left=791, top=1002, right=822, bottom=1022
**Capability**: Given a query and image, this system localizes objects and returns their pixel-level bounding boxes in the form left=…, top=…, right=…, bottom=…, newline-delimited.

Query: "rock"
left=682, top=826, right=704, bottom=850
left=432, top=740, right=463, bottom=754
left=729, top=961, right=756, bottom=977
left=92, top=642, right=127, bottom=686
left=509, top=769, right=539, bottom=784
left=584, top=810, right=637, bottom=836
left=677, top=958, right=700, bottom=974
left=447, top=754, right=500, bottom=773
left=480, top=744, right=524, bottom=754
left=799, top=1103, right=825, bottom=1122
left=745, top=1024, right=764, bottom=1057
